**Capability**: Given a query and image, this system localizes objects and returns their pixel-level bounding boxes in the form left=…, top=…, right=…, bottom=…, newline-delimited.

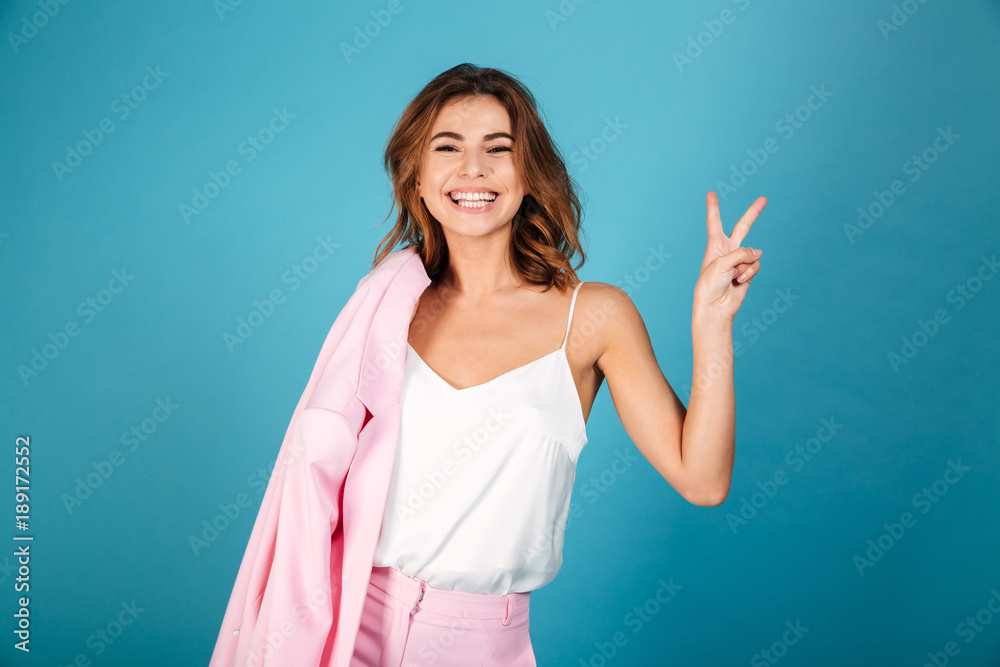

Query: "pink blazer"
left=209, top=246, right=431, bottom=666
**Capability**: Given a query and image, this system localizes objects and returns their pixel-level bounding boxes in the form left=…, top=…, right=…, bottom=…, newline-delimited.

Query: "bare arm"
left=595, top=192, right=767, bottom=506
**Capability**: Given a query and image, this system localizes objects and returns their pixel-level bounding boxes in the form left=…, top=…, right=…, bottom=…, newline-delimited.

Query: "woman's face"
left=417, top=95, right=526, bottom=243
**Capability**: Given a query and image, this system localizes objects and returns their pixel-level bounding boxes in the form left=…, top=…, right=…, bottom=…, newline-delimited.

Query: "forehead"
left=430, top=95, right=512, bottom=135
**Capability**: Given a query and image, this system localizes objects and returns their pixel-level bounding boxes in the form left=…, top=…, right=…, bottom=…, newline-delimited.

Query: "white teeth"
left=454, top=198, right=492, bottom=208
left=450, top=191, right=497, bottom=202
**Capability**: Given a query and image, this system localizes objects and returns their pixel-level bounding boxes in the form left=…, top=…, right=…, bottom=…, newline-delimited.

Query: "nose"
left=459, top=148, right=488, bottom=178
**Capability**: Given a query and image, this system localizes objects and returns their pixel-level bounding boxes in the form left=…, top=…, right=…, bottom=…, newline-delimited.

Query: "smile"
left=447, top=191, right=500, bottom=213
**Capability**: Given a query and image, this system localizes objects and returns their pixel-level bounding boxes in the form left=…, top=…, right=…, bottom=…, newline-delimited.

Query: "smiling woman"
left=210, top=62, right=767, bottom=667
left=363, top=63, right=762, bottom=664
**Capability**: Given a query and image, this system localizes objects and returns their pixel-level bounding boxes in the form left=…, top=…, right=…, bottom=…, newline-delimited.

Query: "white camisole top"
left=371, top=281, right=588, bottom=595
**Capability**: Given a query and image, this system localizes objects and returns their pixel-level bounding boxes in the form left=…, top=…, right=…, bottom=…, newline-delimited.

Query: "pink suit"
left=209, top=247, right=431, bottom=666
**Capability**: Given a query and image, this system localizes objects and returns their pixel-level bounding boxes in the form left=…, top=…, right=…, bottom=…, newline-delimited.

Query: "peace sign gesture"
left=693, top=191, right=767, bottom=323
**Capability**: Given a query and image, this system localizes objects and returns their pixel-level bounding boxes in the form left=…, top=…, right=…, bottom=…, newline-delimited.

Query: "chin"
left=433, top=213, right=514, bottom=240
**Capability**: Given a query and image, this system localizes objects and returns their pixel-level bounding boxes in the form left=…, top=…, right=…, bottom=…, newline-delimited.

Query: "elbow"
left=684, top=483, right=730, bottom=507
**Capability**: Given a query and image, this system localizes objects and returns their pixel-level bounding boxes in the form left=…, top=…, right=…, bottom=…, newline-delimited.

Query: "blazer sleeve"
left=209, top=287, right=370, bottom=666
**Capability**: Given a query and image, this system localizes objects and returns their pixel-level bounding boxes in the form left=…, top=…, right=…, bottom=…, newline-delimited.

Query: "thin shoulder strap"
left=560, top=281, right=585, bottom=350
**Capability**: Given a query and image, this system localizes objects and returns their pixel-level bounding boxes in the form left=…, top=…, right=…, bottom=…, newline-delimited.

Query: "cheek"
left=426, top=164, right=453, bottom=189
left=499, top=163, right=524, bottom=192
left=419, top=155, right=440, bottom=175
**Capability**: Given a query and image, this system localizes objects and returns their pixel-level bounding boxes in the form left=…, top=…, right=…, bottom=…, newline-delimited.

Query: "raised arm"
left=595, top=192, right=766, bottom=506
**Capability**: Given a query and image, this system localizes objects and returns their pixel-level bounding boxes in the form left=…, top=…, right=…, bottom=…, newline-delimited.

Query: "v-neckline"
left=406, top=342, right=565, bottom=393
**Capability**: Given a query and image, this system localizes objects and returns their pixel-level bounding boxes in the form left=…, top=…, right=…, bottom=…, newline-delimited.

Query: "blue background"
left=2, top=0, right=998, bottom=665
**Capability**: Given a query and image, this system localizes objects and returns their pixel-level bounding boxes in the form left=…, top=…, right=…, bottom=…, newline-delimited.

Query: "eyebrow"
left=429, top=131, right=514, bottom=142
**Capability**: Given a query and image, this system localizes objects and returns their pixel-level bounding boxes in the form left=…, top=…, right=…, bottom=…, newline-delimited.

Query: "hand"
left=693, top=191, right=767, bottom=323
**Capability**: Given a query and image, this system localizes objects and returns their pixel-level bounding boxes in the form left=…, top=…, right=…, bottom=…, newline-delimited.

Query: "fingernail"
left=753, top=248, right=762, bottom=256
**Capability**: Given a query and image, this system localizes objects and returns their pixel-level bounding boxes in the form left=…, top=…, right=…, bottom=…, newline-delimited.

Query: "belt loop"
left=501, top=595, right=511, bottom=626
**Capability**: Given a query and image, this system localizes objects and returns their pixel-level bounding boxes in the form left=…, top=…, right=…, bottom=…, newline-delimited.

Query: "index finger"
left=729, top=196, right=767, bottom=246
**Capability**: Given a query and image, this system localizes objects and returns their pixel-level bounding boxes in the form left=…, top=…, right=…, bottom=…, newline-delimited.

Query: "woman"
left=348, top=63, right=766, bottom=665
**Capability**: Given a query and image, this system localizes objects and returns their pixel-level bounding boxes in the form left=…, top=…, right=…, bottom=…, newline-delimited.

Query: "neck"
left=433, top=225, right=523, bottom=299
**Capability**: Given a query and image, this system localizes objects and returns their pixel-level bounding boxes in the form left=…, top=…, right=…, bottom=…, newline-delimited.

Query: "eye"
left=434, top=145, right=457, bottom=152
left=488, top=146, right=512, bottom=153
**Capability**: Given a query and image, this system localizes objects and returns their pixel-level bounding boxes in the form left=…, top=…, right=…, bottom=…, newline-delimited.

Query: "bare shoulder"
left=574, top=281, right=644, bottom=333
left=571, top=281, right=648, bottom=372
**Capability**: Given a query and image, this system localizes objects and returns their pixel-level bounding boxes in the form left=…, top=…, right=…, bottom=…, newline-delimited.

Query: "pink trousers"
left=349, top=566, right=536, bottom=666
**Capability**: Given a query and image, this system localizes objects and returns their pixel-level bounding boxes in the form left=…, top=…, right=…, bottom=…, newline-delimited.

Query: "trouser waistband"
left=368, top=566, right=530, bottom=626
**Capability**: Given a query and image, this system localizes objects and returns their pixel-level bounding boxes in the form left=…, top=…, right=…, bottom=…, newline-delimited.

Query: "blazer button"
left=233, top=628, right=240, bottom=636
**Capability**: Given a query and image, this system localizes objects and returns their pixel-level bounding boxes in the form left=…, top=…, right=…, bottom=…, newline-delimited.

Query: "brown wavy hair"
left=369, top=63, right=586, bottom=292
